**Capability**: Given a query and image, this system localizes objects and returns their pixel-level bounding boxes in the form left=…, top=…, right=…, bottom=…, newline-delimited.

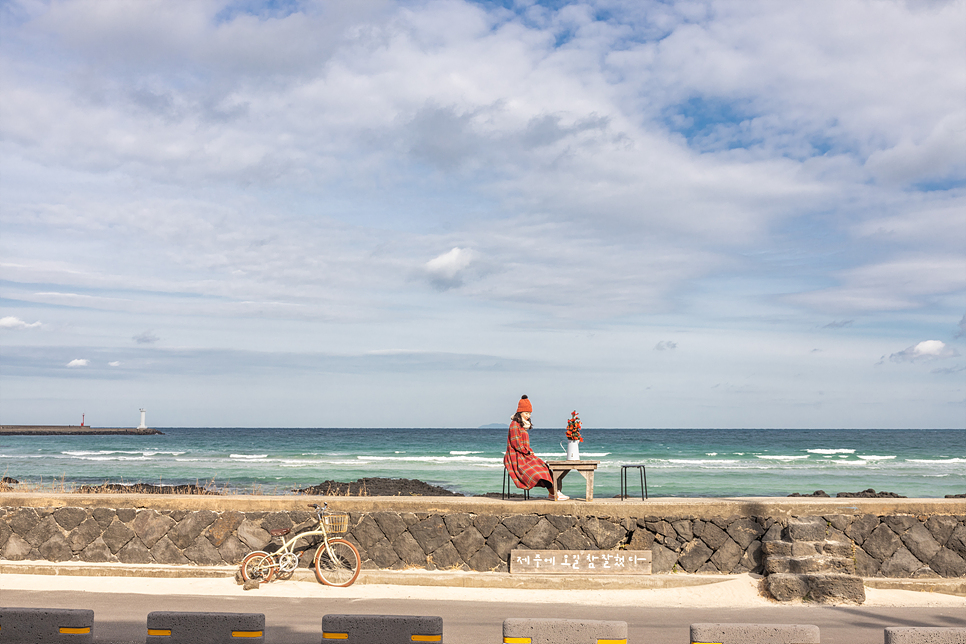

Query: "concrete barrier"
left=146, top=611, right=264, bottom=643
left=690, top=623, right=820, bottom=644
left=0, top=607, right=94, bottom=643
left=502, top=618, right=627, bottom=644
left=321, top=614, right=443, bottom=643
left=884, top=627, right=966, bottom=643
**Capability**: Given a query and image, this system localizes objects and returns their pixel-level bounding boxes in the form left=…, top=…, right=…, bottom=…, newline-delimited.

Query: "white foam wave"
left=857, top=455, right=896, bottom=461
left=450, top=451, right=484, bottom=455
left=357, top=455, right=502, bottom=463
left=756, top=455, right=809, bottom=461
left=807, top=449, right=855, bottom=454
left=706, top=452, right=718, bottom=456
left=907, top=458, right=966, bottom=464
left=665, top=459, right=741, bottom=465
left=72, top=455, right=150, bottom=462
left=229, top=454, right=268, bottom=459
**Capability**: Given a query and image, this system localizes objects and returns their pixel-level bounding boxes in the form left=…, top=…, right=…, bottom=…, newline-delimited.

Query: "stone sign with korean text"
left=509, top=549, right=652, bottom=574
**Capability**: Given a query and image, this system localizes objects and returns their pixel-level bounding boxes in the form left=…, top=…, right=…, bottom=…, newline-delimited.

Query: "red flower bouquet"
left=565, top=411, right=583, bottom=442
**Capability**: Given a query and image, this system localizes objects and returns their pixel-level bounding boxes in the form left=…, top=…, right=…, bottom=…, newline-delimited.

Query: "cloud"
left=823, top=320, right=853, bottom=329
left=654, top=341, right=677, bottom=351
left=890, top=340, right=959, bottom=363
left=424, top=247, right=476, bottom=290
left=957, top=313, right=966, bottom=338
left=108, top=361, right=121, bottom=367
left=133, top=330, right=159, bottom=344
left=0, top=316, right=42, bottom=329
left=66, top=358, right=89, bottom=367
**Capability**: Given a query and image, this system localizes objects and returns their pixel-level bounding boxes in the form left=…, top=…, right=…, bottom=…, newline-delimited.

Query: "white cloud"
left=424, top=247, right=476, bottom=290
left=133, top=331, right=159, bottom=344
left=66, top=358, right=90, bottom=367
left=655, top=341, right=677, bottom=351
left=890, top=340, right=959, bottom=363
left=108, top=361, right=121, bottom=367
left=0, top=316, right=41, bottom=329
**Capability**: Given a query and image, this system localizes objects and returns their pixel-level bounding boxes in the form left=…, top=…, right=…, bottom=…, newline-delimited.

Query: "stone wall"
left=2, top=499, right=964, bottom=581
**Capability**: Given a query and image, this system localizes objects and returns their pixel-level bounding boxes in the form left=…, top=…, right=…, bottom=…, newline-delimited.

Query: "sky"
left=1, top=0, right=964, bottom=429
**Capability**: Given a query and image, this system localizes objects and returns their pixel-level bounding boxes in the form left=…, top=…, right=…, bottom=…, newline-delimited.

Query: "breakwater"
left=0, top=425, right=162, bottom=435
left=2, top=495, right=963, bottom=603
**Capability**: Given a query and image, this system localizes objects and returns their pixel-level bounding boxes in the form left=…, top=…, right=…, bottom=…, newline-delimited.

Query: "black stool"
left=620, top=465, right=648, bottom=500
left=502, top=468, right=530, bottom=500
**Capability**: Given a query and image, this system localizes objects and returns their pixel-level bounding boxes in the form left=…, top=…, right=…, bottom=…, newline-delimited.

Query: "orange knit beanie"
left=516, top=395, right=532, bottom=413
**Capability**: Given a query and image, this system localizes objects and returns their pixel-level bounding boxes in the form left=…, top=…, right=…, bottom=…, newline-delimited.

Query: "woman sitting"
left=503, top=395, right=568, bottom=501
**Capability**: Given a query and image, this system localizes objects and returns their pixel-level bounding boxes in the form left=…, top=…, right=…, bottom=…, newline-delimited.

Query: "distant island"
left=0, top=425, right=163, bottom=435
left=477, top=423, right=507, bottom=429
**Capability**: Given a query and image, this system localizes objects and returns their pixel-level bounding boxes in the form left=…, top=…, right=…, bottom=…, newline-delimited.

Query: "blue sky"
left=1, top=0, right=964, bottom=428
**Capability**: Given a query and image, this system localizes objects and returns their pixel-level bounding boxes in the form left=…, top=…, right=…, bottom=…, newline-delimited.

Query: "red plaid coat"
left=504, top=420, right=551, bottom=490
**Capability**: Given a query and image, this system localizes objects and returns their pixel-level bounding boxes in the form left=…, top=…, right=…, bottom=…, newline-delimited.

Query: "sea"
left=1, top=427, right=963, bottom=498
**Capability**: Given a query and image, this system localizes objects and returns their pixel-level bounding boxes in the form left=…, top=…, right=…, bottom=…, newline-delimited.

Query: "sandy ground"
left=1, top=573, right=963, bottom=609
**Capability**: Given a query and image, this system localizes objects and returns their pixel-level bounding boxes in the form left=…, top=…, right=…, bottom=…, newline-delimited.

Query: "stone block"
left=762, top=522, right=784, bottom=542
left=503, top=514, right=541, bottom=538
left=697, top=561, right=718, bottom=573
left=3, top=533, right=33, bottom=560
left=579, top=517, right=624, bottom=550
left=691, top=520, right=705, bottom=537
left=217, top=535, right=248, bottom=566
left=671, top=519, right=693, bottom=542
left=504, top=617, right=626, bottom=644
left=727, top=518, right=764, bottom=549
left=133, top=510, right=176, bottom=549
left=102, top=519, right=136, bottom=553
left=117, top=538, right=155, bottom=564
left=53, top=507, right=88, bottom=531
left=902, top=523, right=942, bottom=564
left=452, top=526, right=485, bottom=560
left=645, top=520, right=675, bottom=537
left=322, top=614, right=441, bottom=644
left=26, top=515, right=62, bottom=548
left=38, top=532, right=73, bottom=562
left=678, top=539, right=714, bottom=573
left=786, top=517, right=827, bottom=542
left=947, top=524, right=966, bottom=558
left=151, top=535, right=190, bottom=565
left=884, top=627, right=966, bottom=643
left=855, top=547, right=880, bottom=577
left=930, top=547, right=966, bottom=577
left=711, top=515, right=740, bottom=529
left=81, top=536, right=114, bottom=562
left=825, top=514, right=852, bottom=532
left=699, top=522, right=729, bottom=550
left=429, top=541, right=464, bottom=570
left=353, top=515, right=389, bottom=550
left=823, top=541, right=854, bottom=557
left=409, top=515, right=450, bottom=554
left=762, top=541, right=792, bottom=557
left=467, top=544, right=503, bottom=571
left=734, top=540, right=763, bottom=574
left=0, top=519, right=11, bottom=549
left=766, top=573, right=809, bottom=601
left=392, top=531, right=427, bottom=567
left=880, top=547, right=923, bottom=578
left=691, top=622, right=820, bottom=643
left=0, top=607, right=94, bottom=644
left=473, top=514, right=501, bottom=538
left=710, top=538, right=743, bottom=573
left=258, top=511, right=292, bottom=533
left=184, top=535, right=224, bottom=565
left=368, top=539, right=401, bottom=568
left=7, top=508, right=39, bottom=537
left=443, top=512, right=473, bottom=536
left=663, top=536, right=682, bottom=552
left=925, top=516, right=959, bottom=545
left=117, top=508, right=136, bottom=523
left=791, top=542, right=823, bottom=557
left=168, top=510, right=218, bottom=550
left=146, top=611, right=264, bottom=644
left=553, top=527, right=593, bottom=551
left=520, top=518, right=560, bottom=549
left=846, top=514, right=879, bottom=545
left=883, top=515, right=919, bottom=535
left=651, top=543, right=677, bottom=573
left=627, top=529, right=654, bottom=551
left=546, top=515, right=577, bottom=532
left=400, top=512, right=419, bottom=526
left=205, top=511, right=244, bottom=548
left=92, top=508, right=116, bottom=528
left=803, top=573, right=865, bottom=604
left=68, top=517, right=103, bottom=552
left=863, top=524, right=902, bottom=561
left=486, top=524, right=520, bottom=560
left=236, top=519, right=270, bottom=551
left=371, top=512, right=415, bottom=541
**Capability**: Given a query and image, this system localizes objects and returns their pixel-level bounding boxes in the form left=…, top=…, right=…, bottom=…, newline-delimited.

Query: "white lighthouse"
left=138, top=408, right=147, bottom=429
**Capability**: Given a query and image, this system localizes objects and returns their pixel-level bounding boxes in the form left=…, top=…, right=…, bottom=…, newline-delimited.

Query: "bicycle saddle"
left=269, top=528, right=291, bottom=537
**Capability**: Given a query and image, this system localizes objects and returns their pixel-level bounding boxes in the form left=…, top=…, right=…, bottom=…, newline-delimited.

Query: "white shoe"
left=554, top=492, right=569, bottom=501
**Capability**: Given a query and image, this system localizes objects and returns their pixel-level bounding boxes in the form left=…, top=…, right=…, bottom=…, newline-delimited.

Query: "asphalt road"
left=2, top=588, right=964, bottom=643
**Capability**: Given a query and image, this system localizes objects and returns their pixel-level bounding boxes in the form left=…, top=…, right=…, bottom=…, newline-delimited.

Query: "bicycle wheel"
left=240, top=551, right=276, bottom=583
left=314, top=538, right=361, bottom=587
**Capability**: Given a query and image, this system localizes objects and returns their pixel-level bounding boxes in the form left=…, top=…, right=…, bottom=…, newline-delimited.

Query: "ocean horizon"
left=1, top=427, right=963, bottom=498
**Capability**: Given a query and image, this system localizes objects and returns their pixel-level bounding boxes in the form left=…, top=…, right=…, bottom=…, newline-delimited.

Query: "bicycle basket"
left=323, top=512, right=349, bottom=533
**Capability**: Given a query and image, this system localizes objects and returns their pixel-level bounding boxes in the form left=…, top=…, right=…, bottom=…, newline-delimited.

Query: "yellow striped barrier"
left=321, top=613, right=444, bottom=643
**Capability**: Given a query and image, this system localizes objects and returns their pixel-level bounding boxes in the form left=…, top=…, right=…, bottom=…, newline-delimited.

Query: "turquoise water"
left=1, top=427, right=963, bottom=498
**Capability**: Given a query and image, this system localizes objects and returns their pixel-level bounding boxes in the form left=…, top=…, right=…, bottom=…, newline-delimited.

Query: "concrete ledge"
left=690, top=623, right=820, bottom=644
left=0, top=561, right=744, bottom=590
left=2, top=491, right=964, bottom=515
left=146, top=611, right=264, bottom=644
left=884, top=627, right=966, bottom=643
left=504, top=617, right=627, bottom=644
left=0, top=607, right=94, bottom=643
left=322, top=614, right=442, bottom=644
left=865, top=578, right=966, bottom=598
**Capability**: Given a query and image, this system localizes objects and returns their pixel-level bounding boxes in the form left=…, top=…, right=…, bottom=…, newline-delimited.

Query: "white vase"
left=566, top=440, right=580, bottom=461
